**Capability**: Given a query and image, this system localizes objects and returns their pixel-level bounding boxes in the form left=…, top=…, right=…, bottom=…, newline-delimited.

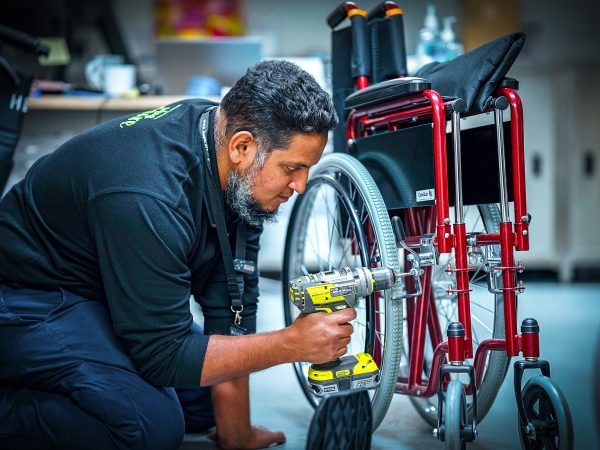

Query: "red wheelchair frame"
left=327, top=2, right=573, bottom=448
left=347, top=86, right=531, bottom=396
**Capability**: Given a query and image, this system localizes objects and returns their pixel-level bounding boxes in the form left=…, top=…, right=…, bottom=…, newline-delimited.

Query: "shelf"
left=28, top=95, right=220, bottom=111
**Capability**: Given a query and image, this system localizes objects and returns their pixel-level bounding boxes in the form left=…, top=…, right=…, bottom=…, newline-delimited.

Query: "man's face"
left=225, top=133, right=327, bottom=226
left=252, top=133, right=327, bottom=211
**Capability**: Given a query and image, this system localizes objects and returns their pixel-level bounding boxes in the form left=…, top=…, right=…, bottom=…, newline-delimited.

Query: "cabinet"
left=509, top=65, right=559, bottom=273
left=509, top=64, right=600, bottom=281
left=563, top=65, right=600, bottom=280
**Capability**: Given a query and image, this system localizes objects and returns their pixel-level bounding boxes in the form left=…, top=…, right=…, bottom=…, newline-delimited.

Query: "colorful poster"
left=154, top=0, right=245, bottom=38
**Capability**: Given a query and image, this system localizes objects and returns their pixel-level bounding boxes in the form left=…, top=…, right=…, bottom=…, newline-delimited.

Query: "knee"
left=134, top=388, right=185, bottom=450
left=97, top=387, right=184, bottom=450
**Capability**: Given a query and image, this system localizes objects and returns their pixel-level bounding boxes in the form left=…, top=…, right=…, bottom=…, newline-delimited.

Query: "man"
left=0, top=60, right=354, bottom=449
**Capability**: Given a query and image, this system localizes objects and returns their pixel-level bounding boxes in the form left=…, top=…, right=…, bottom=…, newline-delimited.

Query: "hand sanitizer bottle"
left=441, top=16, right=464, bottom=61
left=417, top=5, right=445, bottom=67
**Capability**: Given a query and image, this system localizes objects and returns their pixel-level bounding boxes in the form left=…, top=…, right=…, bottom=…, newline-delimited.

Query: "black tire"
left=519, top=375, right=574, bottom=450
left=445, top=380, right=467, bottom=450
left=406, top=204, right=511, bottom=426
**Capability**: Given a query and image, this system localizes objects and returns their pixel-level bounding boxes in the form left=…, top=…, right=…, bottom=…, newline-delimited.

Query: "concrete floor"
left=181, top=279, right=600, bottom=450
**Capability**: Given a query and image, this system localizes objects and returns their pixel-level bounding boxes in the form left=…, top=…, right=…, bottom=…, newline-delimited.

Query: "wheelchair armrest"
left=344, top=77, right=430, bottom=110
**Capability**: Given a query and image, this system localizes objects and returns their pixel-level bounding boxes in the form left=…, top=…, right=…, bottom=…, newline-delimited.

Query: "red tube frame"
left=497, top=87, right=529, bottom=251
left=345, top=86, right=531, bottom=397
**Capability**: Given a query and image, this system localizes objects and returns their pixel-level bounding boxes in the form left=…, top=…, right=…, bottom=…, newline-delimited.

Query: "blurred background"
left=1, top=0, right=599, bottom=282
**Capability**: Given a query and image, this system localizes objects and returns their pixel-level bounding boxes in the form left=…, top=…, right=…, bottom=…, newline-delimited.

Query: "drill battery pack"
left=308, top=353, right=380, bottom=396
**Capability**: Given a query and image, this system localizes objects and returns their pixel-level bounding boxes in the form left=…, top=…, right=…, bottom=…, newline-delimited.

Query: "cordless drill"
left=288, top=267, right=398, bottom=396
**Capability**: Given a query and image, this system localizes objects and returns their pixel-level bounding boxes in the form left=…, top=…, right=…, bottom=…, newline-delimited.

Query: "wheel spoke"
left=471, top=313, right=493, bottom=334
left=471, top=301, right=494, bottom=315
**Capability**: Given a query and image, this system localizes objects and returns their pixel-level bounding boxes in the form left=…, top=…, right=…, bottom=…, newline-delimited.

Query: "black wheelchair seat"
left=345, top=77, right=430, bottom=110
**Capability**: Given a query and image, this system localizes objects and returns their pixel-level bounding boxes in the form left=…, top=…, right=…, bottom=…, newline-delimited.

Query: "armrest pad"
left=345, top=77, right=430, bottom=110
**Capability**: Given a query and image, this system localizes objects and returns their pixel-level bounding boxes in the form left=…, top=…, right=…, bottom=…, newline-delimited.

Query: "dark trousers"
left=0, top=284, right=187, bottom=449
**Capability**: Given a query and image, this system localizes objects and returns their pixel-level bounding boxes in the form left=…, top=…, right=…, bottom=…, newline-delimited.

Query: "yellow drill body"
left=288, top=267, right=397, bottom=396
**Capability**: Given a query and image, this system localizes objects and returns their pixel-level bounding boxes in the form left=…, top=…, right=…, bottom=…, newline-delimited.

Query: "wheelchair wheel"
left=404, top=204, right=510, bottom=426
left=444, top=380, right=467, bottom=450
left=282, top=153, right=403, bottom=430
left=519, top=375, right=573, bottom=450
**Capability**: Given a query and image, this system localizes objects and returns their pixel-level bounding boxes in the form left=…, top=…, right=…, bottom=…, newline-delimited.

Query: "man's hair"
left=219, top=60, right=338, bottom=165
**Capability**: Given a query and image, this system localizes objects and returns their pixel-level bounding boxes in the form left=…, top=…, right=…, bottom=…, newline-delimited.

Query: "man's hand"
left=284, top=308, right=356, bottom=363
left=200, top=308, right=356, bottom=386
left=208, top=377, right=285, bottom=449
left=208, top=425, right=285, bottom=449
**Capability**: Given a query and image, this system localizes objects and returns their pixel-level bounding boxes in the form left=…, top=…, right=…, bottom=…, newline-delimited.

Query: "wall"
left=109, top=0, right=600, bottom=75
left=240, top=0, right=459, bottom=57
left=110, top=0, right=461, bottom=83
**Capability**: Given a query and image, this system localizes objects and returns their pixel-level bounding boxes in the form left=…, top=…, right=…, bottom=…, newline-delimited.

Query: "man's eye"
left=287, top=166, right=298, bottom=172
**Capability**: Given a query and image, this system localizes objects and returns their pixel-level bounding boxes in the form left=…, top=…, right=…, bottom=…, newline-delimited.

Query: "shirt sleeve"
left=194, top=222, right=262, bottom=335
left=87, top=191, right=207, bottom=388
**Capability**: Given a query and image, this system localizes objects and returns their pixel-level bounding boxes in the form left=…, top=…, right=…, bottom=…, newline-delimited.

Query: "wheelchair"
left=282, top=2, right=573, bottom=449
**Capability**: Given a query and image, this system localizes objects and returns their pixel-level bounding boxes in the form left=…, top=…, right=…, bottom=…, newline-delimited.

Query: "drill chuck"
left=371, top=266, right=397, bottom=291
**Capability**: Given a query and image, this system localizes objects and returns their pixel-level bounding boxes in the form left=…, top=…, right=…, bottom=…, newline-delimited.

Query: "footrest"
left=345, top=76, right=430, bottom=110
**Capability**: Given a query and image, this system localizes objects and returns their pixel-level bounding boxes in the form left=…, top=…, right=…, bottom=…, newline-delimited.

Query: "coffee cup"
left=85, top=54, right=124, bottom=91
left=104, top=64, right=137, bottom=97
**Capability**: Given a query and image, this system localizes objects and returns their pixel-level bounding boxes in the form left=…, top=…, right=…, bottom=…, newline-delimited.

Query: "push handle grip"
left=367, top=1, right=401, bottom=20
left=326, top=2, right=371, bottom=85
left=349, top=12, right=371, bottom=81
left=388, top=11, right=407, bottom=76
left=0, top=25, right=49, bottom=56
left=327, top=2, right=358, bottom=29
left=366, top=1, right=408, bottom=77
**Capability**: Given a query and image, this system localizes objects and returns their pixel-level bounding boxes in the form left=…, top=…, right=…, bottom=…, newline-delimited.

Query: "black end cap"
left=501, top=77, right=520, bottom=90
left=451, top=98, right=467, bottom=113
left=447, top=321, right=465, bottom=338
left=521, top=317, right=540, bottom=333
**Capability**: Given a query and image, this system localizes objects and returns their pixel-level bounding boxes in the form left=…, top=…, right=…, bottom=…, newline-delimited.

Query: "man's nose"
left=289, top=172, right=308, bottom=195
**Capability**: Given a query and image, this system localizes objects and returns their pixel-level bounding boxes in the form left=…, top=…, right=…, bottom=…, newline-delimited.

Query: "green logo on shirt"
left=119, top=103, right=182, bottom=128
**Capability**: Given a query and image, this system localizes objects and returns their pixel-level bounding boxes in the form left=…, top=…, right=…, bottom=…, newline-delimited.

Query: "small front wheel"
left=519, top=375, right=573, bottom=450
left=444, top=380, right=468, bottom=450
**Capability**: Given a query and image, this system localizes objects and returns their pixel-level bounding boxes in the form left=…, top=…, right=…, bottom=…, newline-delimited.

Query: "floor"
left=181, top=279, right=600, bottom=450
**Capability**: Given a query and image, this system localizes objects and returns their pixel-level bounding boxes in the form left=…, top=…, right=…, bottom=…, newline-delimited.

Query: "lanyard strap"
left=198, top=107, right=245, bottom=311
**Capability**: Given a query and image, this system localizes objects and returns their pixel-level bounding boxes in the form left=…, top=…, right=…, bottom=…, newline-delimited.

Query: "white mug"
left=104, top=64, right=136, bottom=97
left=85, top=54, right=124, bottom=90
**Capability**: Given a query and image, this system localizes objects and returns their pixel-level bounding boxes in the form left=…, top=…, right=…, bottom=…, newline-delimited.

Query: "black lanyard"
left=198, top=107, right=255, bottom=335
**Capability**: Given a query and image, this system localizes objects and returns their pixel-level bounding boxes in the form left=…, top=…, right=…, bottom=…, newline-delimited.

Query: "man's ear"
left=228, top=131, right=257, bottom=168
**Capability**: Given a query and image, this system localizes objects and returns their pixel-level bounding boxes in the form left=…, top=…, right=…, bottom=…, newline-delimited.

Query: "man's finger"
left=338, top=336, right=351, bottom=347
left=336, top=346, right=348, bottom=358
left=331, top=308, right=357, bottom=324
left=338, top=323, right=353, bottom=337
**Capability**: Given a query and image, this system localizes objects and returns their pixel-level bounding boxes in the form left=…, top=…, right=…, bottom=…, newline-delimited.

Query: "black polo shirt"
left=0, top=99, right=261, bottom=388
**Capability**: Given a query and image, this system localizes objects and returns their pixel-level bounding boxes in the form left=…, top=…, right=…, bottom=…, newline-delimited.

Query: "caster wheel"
left=445, top=380, right=468, bottom=450
left=519, top=375, right=573, bottom=450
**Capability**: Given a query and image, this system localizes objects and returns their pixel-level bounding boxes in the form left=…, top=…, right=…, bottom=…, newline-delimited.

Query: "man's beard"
left=225, top=165, right=279, bottom=227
